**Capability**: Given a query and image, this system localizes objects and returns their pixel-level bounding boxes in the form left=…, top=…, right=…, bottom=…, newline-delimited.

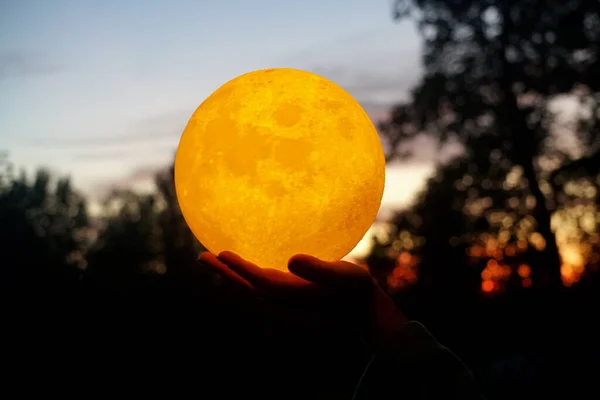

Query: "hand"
left=198, top=251, right=407, bottom=349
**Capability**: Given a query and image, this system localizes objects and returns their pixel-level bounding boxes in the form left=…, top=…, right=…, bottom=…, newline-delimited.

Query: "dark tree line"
left=2, top=1, right=600, bottom=398
left=373, top=0, right=600, bottom=295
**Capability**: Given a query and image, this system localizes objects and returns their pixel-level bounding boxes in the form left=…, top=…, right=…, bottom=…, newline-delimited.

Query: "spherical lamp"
left=175, top=68, right=385, bottom=271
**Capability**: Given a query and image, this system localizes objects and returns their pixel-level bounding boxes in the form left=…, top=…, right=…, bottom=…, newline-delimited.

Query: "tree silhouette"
left=379, top=0, right=600, bottom=289
left=155, top=163, right=207, bottom=287
left=85, top=189, right=163, bottom=292
left=84, top=161, right=211, bottom=294
left=0, top=157, right=89, bottom=292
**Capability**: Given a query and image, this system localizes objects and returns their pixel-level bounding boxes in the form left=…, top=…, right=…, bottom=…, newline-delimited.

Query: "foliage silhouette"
left=85, top=189, right=163, bottom=292
left=85, top=162, right=210, bottom=294
left=377, top=0, right=600, bottom=290
left=0, top=158, right=88, bottom=292
left=3, top=1, right=600, bottom=397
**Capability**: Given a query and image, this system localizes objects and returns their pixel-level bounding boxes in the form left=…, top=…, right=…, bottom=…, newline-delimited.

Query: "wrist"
left=368, top=287, right=408, bottom=348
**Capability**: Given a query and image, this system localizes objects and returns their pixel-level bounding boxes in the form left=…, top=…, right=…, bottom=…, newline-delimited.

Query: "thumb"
left=287, top=254, right=372, bottom=290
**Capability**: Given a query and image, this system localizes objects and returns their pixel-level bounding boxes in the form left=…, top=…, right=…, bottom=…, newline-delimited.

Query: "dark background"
left=3, top=1, right=600, bottom=399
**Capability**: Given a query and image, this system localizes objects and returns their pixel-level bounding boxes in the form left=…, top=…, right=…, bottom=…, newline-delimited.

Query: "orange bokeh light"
left=481, top=280, right=495, bottom=293
left=517, top=264, right=531, bottom=278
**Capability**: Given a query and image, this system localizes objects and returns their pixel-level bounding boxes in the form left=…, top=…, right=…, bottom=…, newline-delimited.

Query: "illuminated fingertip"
left=289, top=254, right=319, bottom=263
left=217, top=250, right=236, bottom=259
left=288, top=254, right=308, bottom=268
left=288, top=254, right=324, bottom=274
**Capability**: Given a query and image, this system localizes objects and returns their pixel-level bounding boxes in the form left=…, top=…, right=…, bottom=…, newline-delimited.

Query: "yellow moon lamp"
left=175, top=68, right=385, bottom=271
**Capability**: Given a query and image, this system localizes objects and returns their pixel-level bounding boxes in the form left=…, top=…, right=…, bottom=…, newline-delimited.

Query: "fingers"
left=288, top=254, right=372, bottom=290
left=217, top=251, right=325, bottom=298
left=216, top=251, right=270, bottom=288
left=198, top=252, right=255, bottom=292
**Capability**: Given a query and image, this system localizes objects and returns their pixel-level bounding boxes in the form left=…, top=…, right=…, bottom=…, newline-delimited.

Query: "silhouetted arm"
left=353, top=322, right=485, bottom=400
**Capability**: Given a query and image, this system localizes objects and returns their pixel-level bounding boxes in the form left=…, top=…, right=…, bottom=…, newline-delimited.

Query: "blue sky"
left=0, top=0, right=425, bottom=204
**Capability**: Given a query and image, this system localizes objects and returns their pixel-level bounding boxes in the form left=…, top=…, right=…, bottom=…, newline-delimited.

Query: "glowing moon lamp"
left=175, top=68, right=385, bottom=272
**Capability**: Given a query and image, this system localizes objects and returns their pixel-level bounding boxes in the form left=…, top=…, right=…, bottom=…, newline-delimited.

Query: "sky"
left=1, top=0, right=434, bottom=256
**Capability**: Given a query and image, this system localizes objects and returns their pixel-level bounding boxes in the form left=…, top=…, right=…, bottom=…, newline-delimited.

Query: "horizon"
left=0, top=0, right=434, bottom=261
left=2, top=1, right=586, bottom=264
left=0, top=0, right=426, bottom=201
